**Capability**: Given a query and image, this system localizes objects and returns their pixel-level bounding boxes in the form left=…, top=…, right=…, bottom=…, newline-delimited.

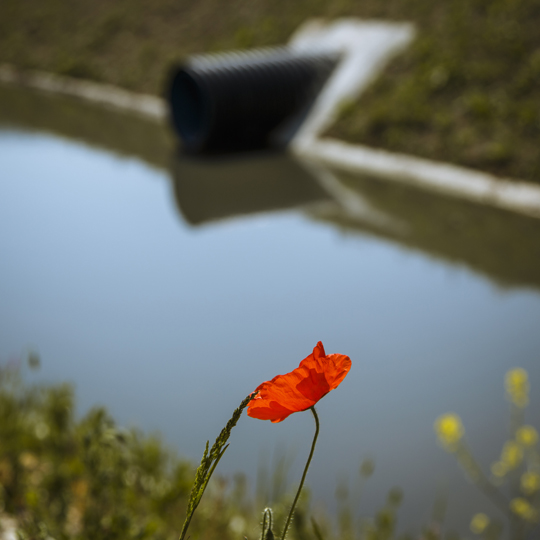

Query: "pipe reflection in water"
left=169, top=145, right=540, bottom=291
left=170, top=151, right=331, bottom=226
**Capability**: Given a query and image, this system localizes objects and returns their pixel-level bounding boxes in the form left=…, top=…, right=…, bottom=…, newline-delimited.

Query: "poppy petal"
left=247, top=342, right=351, bottom=423
left=246, top=400, right=297, bottom=423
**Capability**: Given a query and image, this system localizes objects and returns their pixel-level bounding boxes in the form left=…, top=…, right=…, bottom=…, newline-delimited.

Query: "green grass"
left=0, top=0, right=538, bottom=182
left=0, top=360, right=195, bottom=540
left=327, top=0, right=540, bottom=184
left=0, top=358, right=407, bottom=540
left=3, top=355, right=540, bottom=540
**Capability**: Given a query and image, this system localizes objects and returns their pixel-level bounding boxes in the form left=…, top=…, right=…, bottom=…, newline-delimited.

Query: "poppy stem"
left=281, top=406, right=320, bottom=540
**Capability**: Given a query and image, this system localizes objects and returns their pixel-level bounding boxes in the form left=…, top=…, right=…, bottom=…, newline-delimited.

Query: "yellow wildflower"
left=434, top=413, right=464, bottom=450
left=510, top=498, right=538, bottom=522
left=505, top=368, right=529, bottom=407
left=470, top=513, right=490, bottom=534
left=491, top=461, right=508, bottom=478
left=516, top=425, right=538, bottom=448
left=501, top=441, right=523, bottom=469
left=521, top=471, right=540, bottom=495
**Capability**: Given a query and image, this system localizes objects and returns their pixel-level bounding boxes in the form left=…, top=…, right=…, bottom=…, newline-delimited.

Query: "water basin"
left=1, top=85, right=540, bottom=536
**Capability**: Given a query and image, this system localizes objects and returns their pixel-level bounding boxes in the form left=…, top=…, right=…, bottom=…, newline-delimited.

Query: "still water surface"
left=1, top=117, right=540, bottom=535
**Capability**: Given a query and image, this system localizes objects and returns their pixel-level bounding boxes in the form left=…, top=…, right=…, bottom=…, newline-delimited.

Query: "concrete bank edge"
left=0, top=64, right=166, bottom=121
left=299, top=138, right=540, bottom=218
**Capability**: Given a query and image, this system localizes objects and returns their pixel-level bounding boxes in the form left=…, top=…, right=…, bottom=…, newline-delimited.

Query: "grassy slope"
left=0, top=0, right=412, bottom=94
left=328, top=0, right=540, bottom=183
left=0, top=0, right=539, bottom=182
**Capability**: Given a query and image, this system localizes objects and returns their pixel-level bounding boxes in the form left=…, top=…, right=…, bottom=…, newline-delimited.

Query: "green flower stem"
left=261, top=507, right=274, bottom=540
left=455, top=442, right=509, bottom=516
left=179, top=393, right=255, bottom=540
left=281, top=406, right=320, bottom=540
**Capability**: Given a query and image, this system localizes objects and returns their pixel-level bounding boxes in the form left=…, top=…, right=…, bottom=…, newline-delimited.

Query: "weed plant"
left=1, top=354, right=539, bottom=540
left=0, top=357, right=253, bottom=540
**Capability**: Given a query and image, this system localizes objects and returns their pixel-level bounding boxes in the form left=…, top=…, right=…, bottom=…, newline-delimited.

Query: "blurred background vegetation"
left=1, top=356, right=539, bottom=540
left=0, top=358, right=411, bottom=540
left=0, top=0, right=539, bottom=182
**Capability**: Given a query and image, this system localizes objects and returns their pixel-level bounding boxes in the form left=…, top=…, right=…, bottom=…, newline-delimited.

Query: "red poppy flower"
left=247, top=341, right=351, bottom=423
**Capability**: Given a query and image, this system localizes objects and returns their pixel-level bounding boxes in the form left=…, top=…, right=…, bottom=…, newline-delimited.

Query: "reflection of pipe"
left=168, top=48, right=339, bottom=154
left=171, top=152, right=331, bottom=225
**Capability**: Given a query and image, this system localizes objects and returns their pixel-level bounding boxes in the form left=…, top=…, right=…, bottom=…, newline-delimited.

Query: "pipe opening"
left=169, top=69, right=209, bottom=151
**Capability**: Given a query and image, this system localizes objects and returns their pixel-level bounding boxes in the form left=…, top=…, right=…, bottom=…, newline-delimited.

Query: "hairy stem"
left=281, top=406, right=320, bottom=540
left=179, top=393, right=255, bottom=540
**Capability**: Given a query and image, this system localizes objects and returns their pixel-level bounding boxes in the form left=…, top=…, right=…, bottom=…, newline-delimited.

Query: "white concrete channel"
left=2, top=18, right=540, bottom=219
left=289, top=19, right=540, bottom=220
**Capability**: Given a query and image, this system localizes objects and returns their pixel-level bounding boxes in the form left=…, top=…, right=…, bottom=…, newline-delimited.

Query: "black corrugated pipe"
left=168, top=47, right=340, bottom=154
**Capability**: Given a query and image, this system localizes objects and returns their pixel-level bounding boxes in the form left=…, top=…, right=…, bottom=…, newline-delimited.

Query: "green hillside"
left=1, top=0, right=539, bottom=182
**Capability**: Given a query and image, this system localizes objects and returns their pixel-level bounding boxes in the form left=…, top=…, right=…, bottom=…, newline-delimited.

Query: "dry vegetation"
left=0, top=0, right=539, bottom=178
